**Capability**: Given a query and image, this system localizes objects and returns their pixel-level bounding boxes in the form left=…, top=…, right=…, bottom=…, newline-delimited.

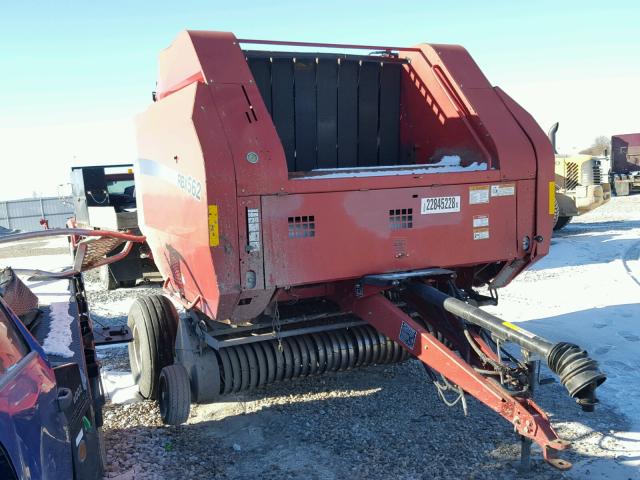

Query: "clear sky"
left=1, top=0, right=638, bottom=200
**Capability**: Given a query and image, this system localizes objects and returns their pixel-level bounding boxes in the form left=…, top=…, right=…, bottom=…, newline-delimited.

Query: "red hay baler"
left=131, top=31, right=605, bottom=469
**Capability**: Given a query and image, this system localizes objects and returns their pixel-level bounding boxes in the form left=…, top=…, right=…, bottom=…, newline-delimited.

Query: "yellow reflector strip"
left=503, top=321, right=523, bottom=333
left=548, top=181, right=555, bottom=215
left=208, top=205, right=219, bottom=247
left=127, top=168, right=133, bottom=174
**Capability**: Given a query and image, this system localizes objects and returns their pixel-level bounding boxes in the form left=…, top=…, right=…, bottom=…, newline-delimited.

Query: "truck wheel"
left=128, top=295, right=179, bottom=399
left=554, top=216, right=572, bottom=231
left=99, top=265, right=118, bottom=291
left=158, top=364, right=191, bottom=425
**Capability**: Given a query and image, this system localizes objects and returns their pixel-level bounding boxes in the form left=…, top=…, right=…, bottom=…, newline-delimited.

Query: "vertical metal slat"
left=293, top=59, right=317, bottom=171
left=337, top=60, right=359, bottom=168
left=357, top=61, right=380, bottom=167
left=271, top=58, right=296, bottom=171
left=316, top=58, right=338, bottom=169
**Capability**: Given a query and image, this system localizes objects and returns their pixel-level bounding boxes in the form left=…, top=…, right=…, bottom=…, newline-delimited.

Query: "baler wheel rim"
left=242, top=344, right=259, bottom=390
left=235, top=345, right=251, bottom=391
left=226, top=347, right=242, bottom=393
left=294, top=336, right=310, bottom=377
left=302, top=335, right=319, bottom=376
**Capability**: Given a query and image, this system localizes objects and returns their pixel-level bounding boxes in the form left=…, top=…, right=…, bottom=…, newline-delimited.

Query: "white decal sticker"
left=420, top=196, right=461, bottom=215
left=469, top=186, right=490, bottom=204
left=247, top=208, right=261, bottom=252
left=473, top=215, right=489, bottom=228
left=473, top=228, right=490, bottom=240
left=75, top=428, right=84, bottom=447
left=491, top=184, right=515, bottom=197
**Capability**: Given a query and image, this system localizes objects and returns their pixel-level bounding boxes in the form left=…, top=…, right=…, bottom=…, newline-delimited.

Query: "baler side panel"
left=494, top=87, right=554, bottom=260
left=262, top=185, right=517, bottom=287
left=405, top=45, right=537, bottom=181
left=135, top=83, right=242, bottom=320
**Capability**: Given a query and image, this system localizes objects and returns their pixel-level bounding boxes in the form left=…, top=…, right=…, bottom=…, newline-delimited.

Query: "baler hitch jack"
left=339, top=279, right=606, bottom=470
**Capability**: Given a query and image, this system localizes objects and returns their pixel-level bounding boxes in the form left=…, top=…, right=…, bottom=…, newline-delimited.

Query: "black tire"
left=158, top=364, right=191, bottom=425
left=553, top=215, right=572, bottom=231
left=127, top=295, right=179, bottom=399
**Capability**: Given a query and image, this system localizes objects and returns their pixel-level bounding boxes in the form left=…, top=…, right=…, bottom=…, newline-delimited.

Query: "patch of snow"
left=41, top=302, right=74, bottom=358
left=294, top=157, right=487, bottom=179
left=484, top=195, right=640, bottom=475
left=101, top=370, right=139, bottom=404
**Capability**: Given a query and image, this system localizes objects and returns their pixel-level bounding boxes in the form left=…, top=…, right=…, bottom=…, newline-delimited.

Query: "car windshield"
left=107, top=179, right=135, bottom=195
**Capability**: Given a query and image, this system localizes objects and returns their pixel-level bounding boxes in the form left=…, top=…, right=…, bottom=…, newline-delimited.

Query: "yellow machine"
left=549, top=124, right=611, bottom=230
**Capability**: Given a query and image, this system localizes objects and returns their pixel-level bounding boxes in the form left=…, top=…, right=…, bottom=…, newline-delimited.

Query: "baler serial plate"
left=420, top=196, right=461, bottom=214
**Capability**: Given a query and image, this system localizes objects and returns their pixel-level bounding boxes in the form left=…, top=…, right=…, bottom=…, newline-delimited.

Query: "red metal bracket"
left=340, top=292, right=571, bottom=469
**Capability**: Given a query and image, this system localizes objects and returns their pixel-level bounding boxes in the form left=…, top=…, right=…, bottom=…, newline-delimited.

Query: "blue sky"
left=1, top=1, right=639, bottom=198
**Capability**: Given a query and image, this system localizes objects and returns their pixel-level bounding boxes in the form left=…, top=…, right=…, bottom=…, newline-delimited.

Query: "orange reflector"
left=548, top=181, right=555, bottom=215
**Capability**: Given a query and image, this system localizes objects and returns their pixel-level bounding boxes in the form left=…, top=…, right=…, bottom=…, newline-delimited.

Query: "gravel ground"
left=87, top=282, right=634, bottom=480
left=6, top=206, right=632, bottom=477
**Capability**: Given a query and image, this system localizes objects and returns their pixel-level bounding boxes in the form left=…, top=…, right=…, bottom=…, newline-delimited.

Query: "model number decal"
left=177, top=173, right=202, bottom=200
left=420, top=196, right=461, bottom=214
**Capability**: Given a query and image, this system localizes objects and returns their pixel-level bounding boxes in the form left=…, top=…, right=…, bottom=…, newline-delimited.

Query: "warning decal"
left=491, top=184, right=515, bottom=197
left=469, top=186, right=490, bottom=204
left=208, top=205, right=219, bottom=247
left=473, top=228, right=490, bottom=240
left=473, top=215, right=489, bottom=228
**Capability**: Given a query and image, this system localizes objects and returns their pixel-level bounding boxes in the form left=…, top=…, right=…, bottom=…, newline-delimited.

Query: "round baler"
left=130, top=31, right=605, bottom=470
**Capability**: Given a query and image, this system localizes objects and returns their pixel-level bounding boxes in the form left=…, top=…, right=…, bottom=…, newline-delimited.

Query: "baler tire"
left=158, top=364, right=191, bottom=425
left=554, top=216, right=572, bottom=231
left=127, top=295, right=179, bottom=400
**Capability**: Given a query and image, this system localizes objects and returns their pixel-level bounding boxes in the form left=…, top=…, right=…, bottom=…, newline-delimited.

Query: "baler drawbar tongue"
left=343, top=275, right=606, bottom=470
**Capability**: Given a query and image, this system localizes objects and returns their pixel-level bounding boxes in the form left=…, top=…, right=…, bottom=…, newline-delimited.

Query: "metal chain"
left=271, top=301, right=283, bottom=352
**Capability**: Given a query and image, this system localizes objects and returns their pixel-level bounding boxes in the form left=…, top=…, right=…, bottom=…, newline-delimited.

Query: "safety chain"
left=272, top=301, right=283, bottom=352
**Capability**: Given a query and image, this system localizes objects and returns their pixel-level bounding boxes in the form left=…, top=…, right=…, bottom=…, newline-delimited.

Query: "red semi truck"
left=610, top=133, right=640, bottom=195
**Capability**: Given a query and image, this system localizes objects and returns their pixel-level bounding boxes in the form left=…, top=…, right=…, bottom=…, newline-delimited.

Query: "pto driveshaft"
left=408, top=283, right=606, bottom=411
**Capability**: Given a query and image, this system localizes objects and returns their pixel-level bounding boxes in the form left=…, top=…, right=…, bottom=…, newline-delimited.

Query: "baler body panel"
left=261, top=185, right=518, bottom=287
left=136, top=31, right=554, bottom=322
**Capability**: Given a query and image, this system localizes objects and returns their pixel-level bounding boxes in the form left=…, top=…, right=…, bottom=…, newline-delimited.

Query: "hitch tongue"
left=408, top=283, right=606, bottom=410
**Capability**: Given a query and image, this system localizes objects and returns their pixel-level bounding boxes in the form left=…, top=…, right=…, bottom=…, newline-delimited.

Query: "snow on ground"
left=486, top=194, right=640, bottom=478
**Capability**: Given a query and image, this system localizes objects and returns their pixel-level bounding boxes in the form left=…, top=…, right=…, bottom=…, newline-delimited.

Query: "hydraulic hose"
left=408, top=283, right=606, bottom=411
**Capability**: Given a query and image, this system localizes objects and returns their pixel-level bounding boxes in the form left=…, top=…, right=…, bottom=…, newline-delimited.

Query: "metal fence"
left=0, top=197, right=74, bottom=232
